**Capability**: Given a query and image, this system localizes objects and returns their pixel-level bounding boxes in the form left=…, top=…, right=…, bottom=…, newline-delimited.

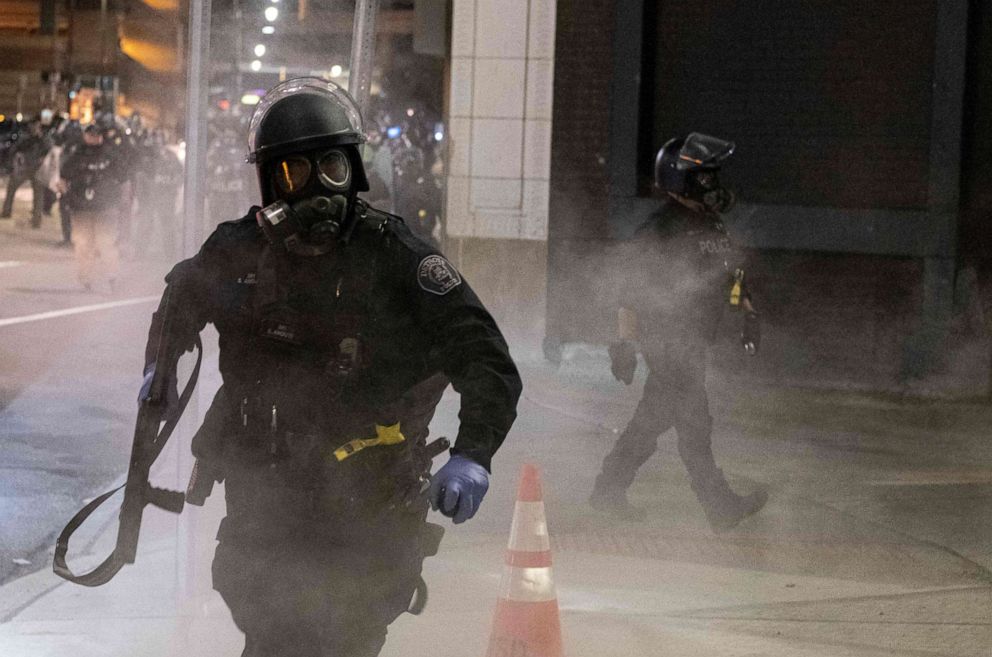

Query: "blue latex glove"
left=429, top=454, right=490, bottom=524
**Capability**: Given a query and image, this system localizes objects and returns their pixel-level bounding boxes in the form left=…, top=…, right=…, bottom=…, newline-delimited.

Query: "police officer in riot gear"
left=60, top=124, right=127, bottom=290
left=590, top=133, right=766, bottom=532
left=1, top=119, right=50, bottom=225
left=140, top=78, right=521, bottom=656
left=133, top=131, right=182, bottom=259
left=207, top=121, right=257, bottom=231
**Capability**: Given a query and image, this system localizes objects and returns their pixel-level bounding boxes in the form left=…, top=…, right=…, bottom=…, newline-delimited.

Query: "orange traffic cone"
left=485, top=464, right=564, bottom=657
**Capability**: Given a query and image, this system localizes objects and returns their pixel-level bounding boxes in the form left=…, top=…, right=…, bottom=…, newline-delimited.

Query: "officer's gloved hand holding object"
left=137, top=363, right=179, bottom=409
left=429, top=454, right=489, bottom=524
left=608, top=341, right=638, bottom=385
left=741, top=311, right=760, bottom=356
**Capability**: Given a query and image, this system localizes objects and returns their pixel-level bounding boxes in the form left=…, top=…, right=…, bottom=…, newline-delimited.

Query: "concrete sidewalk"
left=1, top=352, right=990, bottom=657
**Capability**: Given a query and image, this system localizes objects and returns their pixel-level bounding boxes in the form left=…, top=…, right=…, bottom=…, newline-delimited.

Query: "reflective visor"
left=273, top=156, right=312, bottom=194
left=317, top=150, right=351, bottom=190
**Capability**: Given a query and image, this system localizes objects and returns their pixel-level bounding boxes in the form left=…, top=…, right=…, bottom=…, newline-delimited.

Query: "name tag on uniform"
left=698, top=238, right=732, bottom=254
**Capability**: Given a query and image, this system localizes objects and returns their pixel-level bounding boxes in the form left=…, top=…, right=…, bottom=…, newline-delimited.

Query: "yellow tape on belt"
left=333, top=423, right=406, bottom=462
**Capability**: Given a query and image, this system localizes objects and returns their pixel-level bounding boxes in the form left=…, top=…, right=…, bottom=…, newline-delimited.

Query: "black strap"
left=51, top=484, right=127, bottom=586
left=407, top=576, right=429, bottom=616
left=53, top=336, right=202, bottom=586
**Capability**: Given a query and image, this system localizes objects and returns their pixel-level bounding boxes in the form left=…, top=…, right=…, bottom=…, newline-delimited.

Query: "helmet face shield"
left=678, top=133, right=735, bottom=170
left=247, top=77, right=365, bottom=165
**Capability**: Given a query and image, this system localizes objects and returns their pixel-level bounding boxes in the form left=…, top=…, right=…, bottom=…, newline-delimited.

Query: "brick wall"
left=961, top=0, right=992, bottom=258
left=649, top=0, right=937, bottom=211
left=546, top=0, right=619, bottom=345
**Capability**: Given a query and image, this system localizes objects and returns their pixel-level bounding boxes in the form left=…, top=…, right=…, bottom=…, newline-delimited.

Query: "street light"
left=254, top=44, right=266, bottom=57
left=262, top=26, right=275, bottom=34
left=330, top=65, right=343, bottom=78
left=264, top=7, right=278, bottom=21
left=251, top=60, right=262, bottom=72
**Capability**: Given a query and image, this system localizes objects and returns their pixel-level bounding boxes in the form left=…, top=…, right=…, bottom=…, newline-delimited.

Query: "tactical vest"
left=627, top=203, right=738, bottom=343
left=194, top=207, right=447, bottom=508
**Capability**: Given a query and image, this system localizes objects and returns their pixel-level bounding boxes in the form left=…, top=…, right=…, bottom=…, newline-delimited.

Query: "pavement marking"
left=0, top=295, right=160, bottom=328
left=868, top=470, right=992, bottom=486
left=0, top=261, right=24, bottom=269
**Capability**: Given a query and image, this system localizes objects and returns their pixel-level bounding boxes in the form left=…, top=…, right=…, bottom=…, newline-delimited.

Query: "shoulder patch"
left=417, top=255, right=462, bottom=296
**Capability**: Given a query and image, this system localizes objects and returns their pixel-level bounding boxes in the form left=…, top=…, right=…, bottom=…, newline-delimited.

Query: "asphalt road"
left=0, top=214, right=172, bottom=585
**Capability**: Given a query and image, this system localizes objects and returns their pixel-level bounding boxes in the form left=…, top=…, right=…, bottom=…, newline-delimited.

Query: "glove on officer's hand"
left=608, top=341, right=638, bottom=385
left=429, top=454, right=489, bottom=524
left=741, top=311, right=760, bottom=356
left=138, top=363, right=179, bottom=409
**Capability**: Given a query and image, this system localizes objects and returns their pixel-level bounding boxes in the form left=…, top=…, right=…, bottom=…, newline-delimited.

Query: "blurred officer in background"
left=133, top=131, right=183, bottom=260
left=38, top=109, right=60, bottom=218
left=59, top=124, right=127, bottom=291
left=590, top=133, right=767, bottom=532
left=98, top=113, right=139, bottom=256
left=2, top=119, right=51, bottom=227
left=51, top=115, right=83, bottom=245
left=207, top=124, right=255, bottom=232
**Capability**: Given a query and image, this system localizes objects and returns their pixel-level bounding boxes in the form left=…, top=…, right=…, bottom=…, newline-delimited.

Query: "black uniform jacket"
left=145, top=205, right=521, bottom=472
left=11, top=133, right=50, bottom=177
left=620, top=200, right=742, bottom=344
left=60, top=143, right=127, bottom=212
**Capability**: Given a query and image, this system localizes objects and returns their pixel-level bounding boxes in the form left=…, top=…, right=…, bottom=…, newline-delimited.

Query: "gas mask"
left=257, top=147, right=355, bottom=256
left=687, top=169, right=737, bottom=214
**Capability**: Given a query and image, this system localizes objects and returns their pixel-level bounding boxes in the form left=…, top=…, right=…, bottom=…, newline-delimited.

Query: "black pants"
left=43, top=187, right=57, bottom=215
left=59, top=202, right=72, bottom=242
left=2, top=175, right=44, bottom=225
left=598, top=342, right=729, bottom=497
left=212, top=474, right=438, bottom=657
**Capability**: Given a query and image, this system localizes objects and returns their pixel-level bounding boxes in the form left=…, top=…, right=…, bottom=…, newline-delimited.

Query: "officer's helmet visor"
left=679, top=133, right=736, bottom=170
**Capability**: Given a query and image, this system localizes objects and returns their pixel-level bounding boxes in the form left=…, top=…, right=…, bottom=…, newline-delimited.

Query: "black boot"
left=589, top=477, right=647, bottom=521
left=690, top=470, right=767, bottom=533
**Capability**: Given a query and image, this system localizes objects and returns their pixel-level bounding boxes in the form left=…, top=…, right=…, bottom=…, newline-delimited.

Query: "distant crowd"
left=1, top=111, right=185, bottom=259
left=0, top=99, right=448, bottom=289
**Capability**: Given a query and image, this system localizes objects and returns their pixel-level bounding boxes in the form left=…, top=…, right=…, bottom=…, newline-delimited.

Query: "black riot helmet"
left=655, top=133, right=736, bottom=213
left=247, top=77, right=370, bottom=205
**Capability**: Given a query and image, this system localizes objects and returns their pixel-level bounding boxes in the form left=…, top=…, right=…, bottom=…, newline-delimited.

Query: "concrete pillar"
left=446, top=0, right=556, bottom=240
left=445, top=0, right=556, bottom=338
